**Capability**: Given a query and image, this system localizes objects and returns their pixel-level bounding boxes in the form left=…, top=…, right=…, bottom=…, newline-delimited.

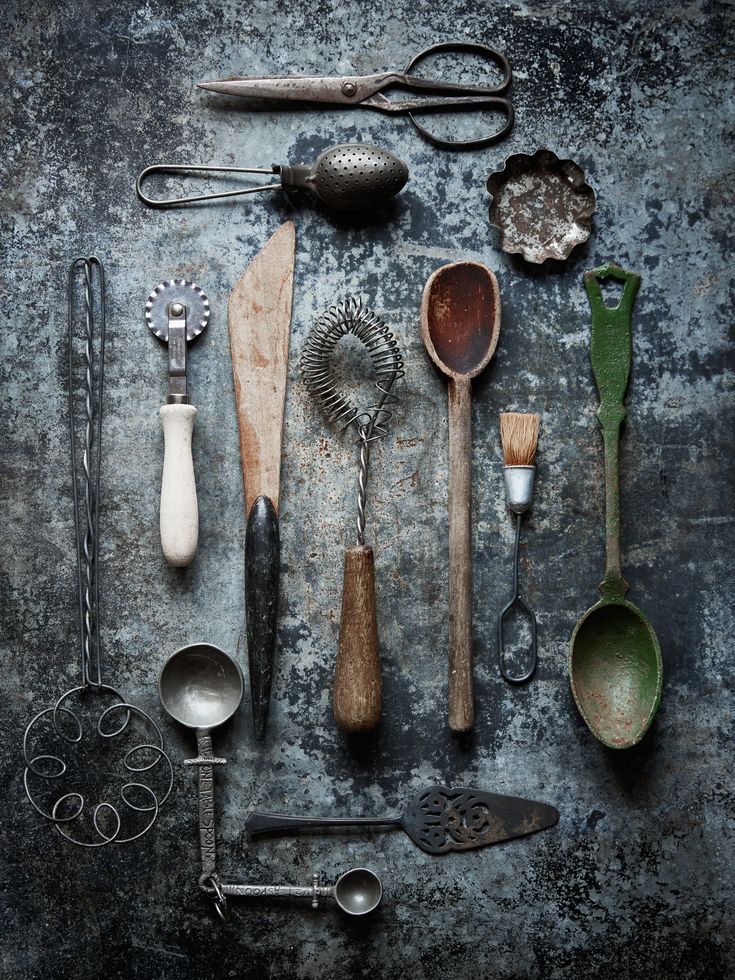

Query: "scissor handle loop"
left=404, top=42, right=514, bottom=149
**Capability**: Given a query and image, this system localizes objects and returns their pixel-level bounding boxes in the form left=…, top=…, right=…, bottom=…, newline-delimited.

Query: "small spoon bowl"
left=333, top=868, right=383, bottom=915
left=159, top=643, right=243, bottom=730
left=570, top=598, right=662, bottom=749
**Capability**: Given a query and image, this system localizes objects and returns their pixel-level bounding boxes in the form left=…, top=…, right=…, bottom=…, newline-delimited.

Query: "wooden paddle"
left=229, top=222, right=296, bottom=740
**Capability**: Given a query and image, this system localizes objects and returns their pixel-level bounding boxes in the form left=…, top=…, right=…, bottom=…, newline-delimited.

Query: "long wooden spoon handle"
left=333, top=544, right=382, bottom=733
left=447, top=376, right=473, bottom=733
left=585, top=263, right=640, bottom=600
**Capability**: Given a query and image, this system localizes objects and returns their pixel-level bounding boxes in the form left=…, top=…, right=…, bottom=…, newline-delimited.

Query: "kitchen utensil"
left=198, top=41, right=513, bottom=150
left=228, top=222, right=296, bottom=741
left=300, top=297, right=404, bottom=733
left=570, top=263, right=663, bottom=749
left=159, top=642, right=243, bottom=905
left=137, top=143, right=408, bottom=210
left=219, top=868, right=382, bottom=917
left=146, top=278, right=210, bottom=567
left=486, top=149, right=596, bottom=263
left=497, top=412, right=540, bottom=684
left=23, top=256, right=173, bottom=847
left=159, top=643, right=381, bottom=921
left=247, top=784, right=559, bottom=855
left=421, top=262, right=501, bottom=732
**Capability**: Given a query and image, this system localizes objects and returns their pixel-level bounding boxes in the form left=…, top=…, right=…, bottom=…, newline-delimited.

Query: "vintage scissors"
left=198, top=42, right=513, bottom=150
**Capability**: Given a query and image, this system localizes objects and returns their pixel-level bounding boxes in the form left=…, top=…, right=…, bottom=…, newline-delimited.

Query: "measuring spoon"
left=421, top=262, right=501, bottom=733
left=570, top=264, right=663, bottom=749
left=159, top=643, right=243, bottom=889
left=220, top=867, right=382, bottom=916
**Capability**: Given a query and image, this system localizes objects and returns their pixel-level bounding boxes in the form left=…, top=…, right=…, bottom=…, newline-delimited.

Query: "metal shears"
left=198, top=42, right=514, bottom=150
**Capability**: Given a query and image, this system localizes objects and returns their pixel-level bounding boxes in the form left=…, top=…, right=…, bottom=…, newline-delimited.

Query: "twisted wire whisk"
left=301, top=297, right=403, bottom=544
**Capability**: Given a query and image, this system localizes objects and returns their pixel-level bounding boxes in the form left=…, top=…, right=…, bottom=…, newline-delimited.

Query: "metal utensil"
left=23, top=257, right=173, bottom=847
left=159, top=642, right=243, bottom=904
left=159, top=644, right=382, bottom=921
left=220, top=868, right=382, bottom=916
left=228, top=223, right=296, bottom=741
left=486, top=149, right=596, bottom=264
left=137, top=143, right=408, bottom=210
left=420, top=262, right=501, bottom=733
left=497, top=412, right=540, bottom=684
left=146, top=278, right=210, bottom=567
left=301, top=297, right=404, bottom=733
left=198, top=41, right=514, bottom=149
left=247, top=784, right=559, bottom=855
left=570, top=264, right=663, bottom=749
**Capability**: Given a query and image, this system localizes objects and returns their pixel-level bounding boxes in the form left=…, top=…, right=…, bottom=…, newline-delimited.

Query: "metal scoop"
left=570, top=265, right=663, bottom=749
left=159, top=644, right=383, bottom=920
left=136, top=143, right=409, bottom=210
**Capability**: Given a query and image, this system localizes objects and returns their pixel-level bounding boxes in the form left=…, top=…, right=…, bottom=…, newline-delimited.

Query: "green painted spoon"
left=570, top=263, right=663, bottom=749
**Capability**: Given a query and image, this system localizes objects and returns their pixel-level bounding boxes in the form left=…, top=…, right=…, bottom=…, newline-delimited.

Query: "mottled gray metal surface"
left=2, top=1, right=733, bottom=977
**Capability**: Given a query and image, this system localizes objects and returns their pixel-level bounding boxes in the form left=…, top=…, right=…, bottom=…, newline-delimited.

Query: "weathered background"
left=2, top=1, right=733, bottom=977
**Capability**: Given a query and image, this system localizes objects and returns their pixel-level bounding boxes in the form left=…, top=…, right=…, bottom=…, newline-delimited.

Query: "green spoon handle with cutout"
left=584, top=263, right=641, bottom=602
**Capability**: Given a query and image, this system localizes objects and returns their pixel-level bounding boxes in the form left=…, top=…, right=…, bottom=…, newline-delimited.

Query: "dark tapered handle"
left=246, top=811, right=401, bottom=837
left=333, top=544, right=382, bottom=733
left=246, top=495, right=280, bottom=741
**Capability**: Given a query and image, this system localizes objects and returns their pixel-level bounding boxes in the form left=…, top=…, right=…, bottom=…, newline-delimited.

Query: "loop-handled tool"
left=497, top=413, right=540, bottom=685
left=146, top=279, right=210, bottom=567
left=198, top=41, right=514, bottom=150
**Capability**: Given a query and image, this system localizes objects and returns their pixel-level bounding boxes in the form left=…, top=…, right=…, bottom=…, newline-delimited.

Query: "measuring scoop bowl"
left=159, top=643, right=243, bottom=731
left=333, top=868, right=383, bottom=915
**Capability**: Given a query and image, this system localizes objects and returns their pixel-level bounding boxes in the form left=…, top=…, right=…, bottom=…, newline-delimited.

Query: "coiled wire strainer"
left=301, top=297, right=404, bottom=732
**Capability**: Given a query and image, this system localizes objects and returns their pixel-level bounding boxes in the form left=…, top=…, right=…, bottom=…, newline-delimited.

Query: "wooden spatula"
left=229, top=222, right=296, bottom=740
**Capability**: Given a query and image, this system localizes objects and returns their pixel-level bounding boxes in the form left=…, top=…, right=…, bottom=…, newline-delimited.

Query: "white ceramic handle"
left=159, top=403, right=198, bottom=566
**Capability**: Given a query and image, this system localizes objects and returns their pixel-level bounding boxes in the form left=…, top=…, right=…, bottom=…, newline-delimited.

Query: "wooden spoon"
left=421, top=262, right=501, bottom=732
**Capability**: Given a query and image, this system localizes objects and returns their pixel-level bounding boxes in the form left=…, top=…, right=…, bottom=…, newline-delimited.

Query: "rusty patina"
left=486, top=148, right=596, bottom=263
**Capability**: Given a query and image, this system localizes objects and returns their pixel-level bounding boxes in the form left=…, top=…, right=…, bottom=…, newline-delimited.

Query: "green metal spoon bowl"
left=569, top=263, right=663, bottom=750
left=571, top=596, right=662, bottom=749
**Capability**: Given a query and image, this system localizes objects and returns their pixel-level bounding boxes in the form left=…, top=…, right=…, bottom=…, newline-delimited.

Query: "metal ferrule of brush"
left=503, top=465, right=535, bottom=514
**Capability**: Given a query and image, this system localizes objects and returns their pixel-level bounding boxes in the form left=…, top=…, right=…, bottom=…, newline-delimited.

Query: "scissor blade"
left=198, top=73, right=394, bottom=105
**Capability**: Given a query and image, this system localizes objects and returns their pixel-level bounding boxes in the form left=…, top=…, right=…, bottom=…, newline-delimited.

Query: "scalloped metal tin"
left=486, top=149, right=596, bottom=263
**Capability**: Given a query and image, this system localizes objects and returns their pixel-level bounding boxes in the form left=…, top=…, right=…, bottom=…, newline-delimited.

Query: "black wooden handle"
left=246, top=495, right=280, bottom=741
left=246, top=811, right=400, bottom=837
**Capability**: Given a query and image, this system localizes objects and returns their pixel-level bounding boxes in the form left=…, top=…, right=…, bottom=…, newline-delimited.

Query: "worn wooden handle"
left=448, top=377, right=473, bottom=733
left=333, top=544, right=382, bottom=733
left=159, top=403, right=198, bottom=567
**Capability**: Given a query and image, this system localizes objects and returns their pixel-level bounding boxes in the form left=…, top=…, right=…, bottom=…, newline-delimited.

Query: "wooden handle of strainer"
left=333, top=545, right=382, bottom=733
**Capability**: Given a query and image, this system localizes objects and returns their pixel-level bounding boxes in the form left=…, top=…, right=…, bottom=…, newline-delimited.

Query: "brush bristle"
left=500, top=412, right=540, bottom=466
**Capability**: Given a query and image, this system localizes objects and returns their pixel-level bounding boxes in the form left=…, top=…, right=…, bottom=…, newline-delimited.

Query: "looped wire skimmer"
left=22, top=257, right=173, bottom=847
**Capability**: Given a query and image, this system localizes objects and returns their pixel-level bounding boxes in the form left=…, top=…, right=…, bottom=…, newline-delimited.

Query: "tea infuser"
left=137, top=143, right=408, bottom=210
left=22, top=257, right=173, bottom=847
